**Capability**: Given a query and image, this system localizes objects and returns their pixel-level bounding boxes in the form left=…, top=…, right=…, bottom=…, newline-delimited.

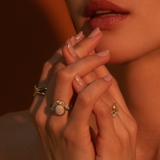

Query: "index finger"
left=94, top=65, right=133, bottom=118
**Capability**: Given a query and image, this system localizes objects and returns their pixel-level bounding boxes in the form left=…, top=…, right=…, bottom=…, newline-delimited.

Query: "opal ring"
left=111, top=103, right=119, bottom=118
left=51, top=100, right=70, bottom=116
left=33, top=85, right=47, bottom=96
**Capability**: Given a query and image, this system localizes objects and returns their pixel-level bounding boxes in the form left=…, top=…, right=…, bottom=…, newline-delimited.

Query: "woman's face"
left=65, top=0, right=160, bottom=63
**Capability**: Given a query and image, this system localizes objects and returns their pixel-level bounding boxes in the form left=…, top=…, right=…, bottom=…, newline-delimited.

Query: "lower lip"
left=87, top=14, right=128, bottom=30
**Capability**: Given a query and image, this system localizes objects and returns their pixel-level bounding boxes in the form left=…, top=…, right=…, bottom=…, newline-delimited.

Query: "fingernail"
left=103, top=75, right=112, bottom=81
left=88, top=27, right=100, bottom=38
left=75, top=31, right=83, bottom=40
left=96, top=50, right=110, bottom=57
left=67, top=43, right=77, bottom=57
left=75, top=75, right=84, bottom=86
left=70, top=36, right=76, bottom=46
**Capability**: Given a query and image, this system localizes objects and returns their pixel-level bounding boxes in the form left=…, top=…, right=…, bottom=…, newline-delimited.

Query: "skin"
left=65, top=0, right=160, bottom=63
left=27, top=30, right=137, bottom=160
left=0, top=0, right=160, bottom=160
left=65, top=0, right=160, bottom=160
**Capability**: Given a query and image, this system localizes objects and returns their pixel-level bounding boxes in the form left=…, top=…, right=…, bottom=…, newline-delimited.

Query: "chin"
left=95, top=42, right=143, bottom=64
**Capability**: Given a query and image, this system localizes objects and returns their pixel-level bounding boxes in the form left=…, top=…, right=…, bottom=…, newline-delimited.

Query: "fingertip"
left=103, top=75, right=112, bottom=82
left=96, top=50, right=110, bottom=57
left=62, top=44, right=70, bottom=64
left=73, top=75, right=85, bottom=93
left=70, top=36, right=77, bottom=46
left=62, top=43, right=78, bottom=65
left=75, top=31, right=85, bottom=43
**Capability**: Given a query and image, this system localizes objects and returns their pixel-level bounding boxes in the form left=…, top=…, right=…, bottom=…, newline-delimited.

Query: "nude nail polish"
left=88, top=27, right=100, bottom=38
left=75, top=31, right=83, bottom=40
left=103, top=75, right=112, bottom=81
left=75, top=75, right=84, bottom=86
left=70, top=36, right=76, bottom=46
left=96, top=50, right=110, bottom=57
left=67, top=43, right=77, bottom=57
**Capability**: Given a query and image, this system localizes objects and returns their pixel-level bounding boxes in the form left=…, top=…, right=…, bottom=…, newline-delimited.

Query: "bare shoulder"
left=0, top=110, right=47, bottom=160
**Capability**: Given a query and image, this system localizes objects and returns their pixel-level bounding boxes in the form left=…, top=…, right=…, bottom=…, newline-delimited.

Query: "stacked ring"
left=51, top=100, right=70, bottom=116
left=33, top=85, right=47, bottom=96
left=111, top=103, right=119, bottom=118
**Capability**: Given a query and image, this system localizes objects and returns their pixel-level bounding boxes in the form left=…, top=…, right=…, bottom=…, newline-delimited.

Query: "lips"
left=84, top=0, right=129, bottom=30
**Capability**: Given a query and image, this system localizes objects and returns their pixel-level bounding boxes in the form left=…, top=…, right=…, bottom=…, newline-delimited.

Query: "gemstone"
left=55, top=105, right=65, bottom=116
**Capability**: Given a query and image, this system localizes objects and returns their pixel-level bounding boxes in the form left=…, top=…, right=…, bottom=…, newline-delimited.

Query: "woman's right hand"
left=29, top=28, right=137, bottom=160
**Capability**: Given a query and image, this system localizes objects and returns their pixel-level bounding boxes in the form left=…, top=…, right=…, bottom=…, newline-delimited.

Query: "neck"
left=108, top=49, right=160, bottom=160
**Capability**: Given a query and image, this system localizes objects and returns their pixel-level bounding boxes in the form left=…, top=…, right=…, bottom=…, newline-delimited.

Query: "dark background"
left=0, top=0, right=76, bottom=115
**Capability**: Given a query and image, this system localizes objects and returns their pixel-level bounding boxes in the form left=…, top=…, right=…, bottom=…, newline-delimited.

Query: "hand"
left=62, top=33, right=138, bottom=159
left=29, top=27, right=137, bottom=160
left=29, top=28, right=109, bottom=160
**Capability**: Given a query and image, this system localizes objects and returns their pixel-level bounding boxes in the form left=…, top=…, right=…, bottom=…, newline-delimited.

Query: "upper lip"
left=84, top=0, right=129, bottom=18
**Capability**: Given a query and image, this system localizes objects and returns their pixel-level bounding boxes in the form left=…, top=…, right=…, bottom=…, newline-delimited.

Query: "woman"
left=1, top=0, right=160, bottom=159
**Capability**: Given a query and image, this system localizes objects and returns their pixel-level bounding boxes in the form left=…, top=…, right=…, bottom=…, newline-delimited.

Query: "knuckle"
left=42, top=61, right=52, bottom=73
left=34, top=110, right=45, bottom=129
left=63, top=126, right=76, bottom=143
left=98, top=103, right=111, bottom=117
left=53, top=61, right=65, bottom=74
left=77, top=92, right=92, bottom=106
left=55, top=68, right=70, bottom=83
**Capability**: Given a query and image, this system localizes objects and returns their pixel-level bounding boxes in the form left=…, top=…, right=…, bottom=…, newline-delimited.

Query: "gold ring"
left=51, top=100, right=70, bottom=116
left=111, top=103, right=119, bottom=118
left=33, top=85, right=47, bottom=96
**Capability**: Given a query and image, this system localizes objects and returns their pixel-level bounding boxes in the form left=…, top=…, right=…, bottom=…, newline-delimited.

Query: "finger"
left=63, top=42, right=99, bottom=83
left=47, top=52, right=110, bottom=129
left=30, top=32, right=85, bottom=117
left=86, top=50, right=131, bottom=117
left=63, top=43, right=113, bottom=111
left=73, top=75, right=86, bottom=93
left=95, top=65, right=133, bottom=117
left=53, top=50, right=110, bottom=102
left=62, top=42, right=110, bottom=86
left=94, top=101, right=118, bottom=141
left=72, top=27, right=103, bottom=58
left=111, top=99, right=137, bottom=145
left=30, top=32, right=85, bottom=131
left=63, top=28, right=103, bottom=66
left=68, top=75, right=112, bottom=128
left=37, top=31, right=85, bottom=89
left=65, top=31, right=85, bottom=46
left=73, top=73, right=136, bottom=149
left=73, top=75, right=116, bottom=137
left=29, top=49, right=63, bottom=117
left=72, top=75, right=129, bottom=148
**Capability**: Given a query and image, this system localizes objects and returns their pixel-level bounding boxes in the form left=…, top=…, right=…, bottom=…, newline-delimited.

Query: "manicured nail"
left=75, top=31, right=83, bottom=40
left=96, top=50, right=110, bottom=57
left=75, top=75, right=84, bottom=86
left=70, top=36, right=76, bottom=46
left=67, top=43, right=77, bottom=57
left=103, top=75, right=112, bottom=81
left=88, top=27, right=100, bottom=38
